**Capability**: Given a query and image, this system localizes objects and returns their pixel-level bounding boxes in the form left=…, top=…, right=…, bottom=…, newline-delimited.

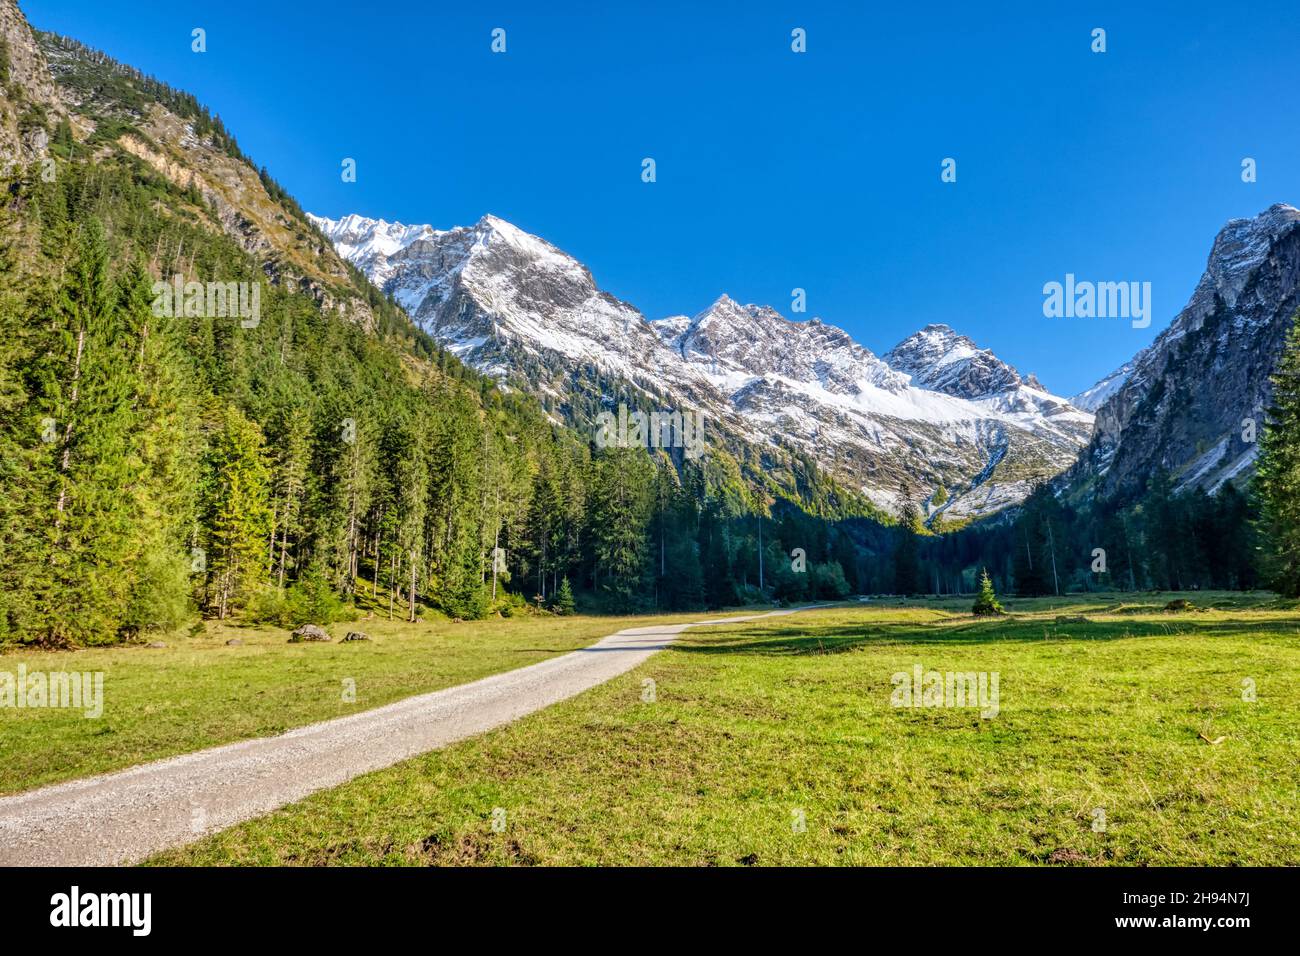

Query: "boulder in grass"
left=147, top=641, right=167, bottom=649
left=289, top=624, right=332, bottom=643
left=225, top=639, right=243, bottom=646
left=341, top=632, right=370, bottom=642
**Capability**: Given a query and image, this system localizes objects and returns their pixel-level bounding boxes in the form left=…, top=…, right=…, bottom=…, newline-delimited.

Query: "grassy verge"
left=0, top=608, right=730, bottom=794
left=151, top=592, right=1300, bottom=866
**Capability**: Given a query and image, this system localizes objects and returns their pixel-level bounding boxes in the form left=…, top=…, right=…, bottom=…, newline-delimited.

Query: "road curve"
left=0, top=607, right=819, bottom=866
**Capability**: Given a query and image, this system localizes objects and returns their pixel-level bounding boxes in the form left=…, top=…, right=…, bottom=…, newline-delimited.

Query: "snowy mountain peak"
left=471, top=213, right=572, bottom=262
left=884, top=325, right=1026, bottom=400
left=670, top=294, right=906, bottom=393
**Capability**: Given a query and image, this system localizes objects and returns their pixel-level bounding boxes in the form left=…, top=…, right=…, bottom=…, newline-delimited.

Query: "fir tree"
left=1255, top=309, right=1300, bottom=597
left=972, top=568, right=1004, bottom=615
left=893, top=496, right=923, bottom=596
left=201, top=404, right=272, bottom=619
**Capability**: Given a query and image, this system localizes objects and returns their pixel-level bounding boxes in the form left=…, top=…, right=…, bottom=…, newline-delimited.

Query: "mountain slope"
left=1066, top=203, right=1300, bottom=501
left=5, top=0, right=748, bottom=642
left=33, top=29, right=394, bottom=334
left=1070, top=360, right=1135, bottom=413
left=313, top=213, right=1095, bottom=520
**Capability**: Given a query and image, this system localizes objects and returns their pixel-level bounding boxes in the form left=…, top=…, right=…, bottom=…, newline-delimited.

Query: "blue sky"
left=24, top=0, right=1300, bottom=395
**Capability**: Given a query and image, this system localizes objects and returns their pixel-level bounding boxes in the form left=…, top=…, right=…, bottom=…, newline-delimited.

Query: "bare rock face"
left=1067, top=203, right=1300, bottom=501
left=0, top=0, right=65, bottom=166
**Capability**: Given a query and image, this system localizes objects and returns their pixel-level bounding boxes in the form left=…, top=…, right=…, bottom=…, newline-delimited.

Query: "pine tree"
left=1255, top=309, right=1300, bottom=597
left=972, top=568, right=1004, bottom=615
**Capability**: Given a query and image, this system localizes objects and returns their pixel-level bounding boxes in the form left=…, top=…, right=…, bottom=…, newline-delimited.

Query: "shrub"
left=496, top=591, right=526, bottom=618
left=811, top=561, right=851, bottom=600
left=123, top=551, right=193, bottom=634
left=245, top=586, right=291, bottom=627
left=284, top=568, right=347, bottom=627
left=440, top=581, right=491, bottom=621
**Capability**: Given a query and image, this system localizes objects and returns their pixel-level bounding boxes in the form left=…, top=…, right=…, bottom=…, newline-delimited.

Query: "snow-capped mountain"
left=1065, top=202, right=1300, bottom=500
left=310, top=212, right=1094, bottom=519
left=885, top=325, right=1024, bottom=398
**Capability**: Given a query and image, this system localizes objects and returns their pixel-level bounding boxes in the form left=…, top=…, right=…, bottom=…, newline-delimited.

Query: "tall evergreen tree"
left=1255, top=309, right=1300, bottom=597
left=588, top=447, right=653, bottom=609
left=32, top=221, right=142, bottom=643
left=893, top=495, right=923, bottom=596
left=201, top=404, right=272, bottom=619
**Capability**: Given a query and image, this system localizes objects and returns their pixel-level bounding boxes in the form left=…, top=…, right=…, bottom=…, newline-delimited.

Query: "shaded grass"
left=0, top=609, right=729, bottom=794
left=153, top=591, right=1300, bottom=866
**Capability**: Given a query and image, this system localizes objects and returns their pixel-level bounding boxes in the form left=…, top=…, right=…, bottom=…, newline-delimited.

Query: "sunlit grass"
left=0, top=607, right=726, bottom=794
left=151, top=591, right=1300, bottom=866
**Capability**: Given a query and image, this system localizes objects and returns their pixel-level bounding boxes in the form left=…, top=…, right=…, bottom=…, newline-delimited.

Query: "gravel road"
left=0, top=607, right=813, bottom=866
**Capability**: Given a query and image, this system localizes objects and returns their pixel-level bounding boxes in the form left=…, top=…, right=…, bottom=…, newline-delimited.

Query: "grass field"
left=144, top=592, right=1300, bottom=866
left=0, top=609, right=725, bottom=794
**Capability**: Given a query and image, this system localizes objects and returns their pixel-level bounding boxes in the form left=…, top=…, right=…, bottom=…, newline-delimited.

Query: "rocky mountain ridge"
left=311, top=212, right=1096, bottom=520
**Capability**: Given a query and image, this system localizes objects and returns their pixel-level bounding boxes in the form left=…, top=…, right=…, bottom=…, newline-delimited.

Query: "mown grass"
left=0, top=608, right=727, bottom=794
left=152, top=591, right=1300, bottom=866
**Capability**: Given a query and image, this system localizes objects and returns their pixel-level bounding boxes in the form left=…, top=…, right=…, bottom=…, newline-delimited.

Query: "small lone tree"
left=551, top=576, right=576, bottom=615
left=972, top=568, right=1004, bottom=616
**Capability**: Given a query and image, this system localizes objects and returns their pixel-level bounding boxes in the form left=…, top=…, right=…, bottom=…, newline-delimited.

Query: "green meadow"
left=143, top=592, right=1299, bottom=866
left=0, top=609, right=718, bottom=794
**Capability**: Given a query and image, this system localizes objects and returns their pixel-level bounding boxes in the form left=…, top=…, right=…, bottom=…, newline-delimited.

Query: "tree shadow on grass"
left=671, top=615, right=1296, bottom=656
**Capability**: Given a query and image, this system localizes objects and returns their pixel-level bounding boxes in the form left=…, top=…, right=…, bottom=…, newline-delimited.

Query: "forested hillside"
left=0, top=25, right=871, bottom=646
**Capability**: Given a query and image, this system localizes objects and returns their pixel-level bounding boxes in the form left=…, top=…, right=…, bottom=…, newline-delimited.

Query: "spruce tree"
left=33, top=221, right=142, bottom=643
left=1255, top=309, right=1300, bottom=597
left=119, top=261, right=198, bottom=634
left=972, top=568, right=1004, bottom=615
left=588, top=446, right=653, bottom=610
left=201, top=404, right=272, bottom=619
left=0, top=237, right=38, bottom=639
left=551, top=576, right=576, bottom=615
left=893, top=498, right=923, bottom=596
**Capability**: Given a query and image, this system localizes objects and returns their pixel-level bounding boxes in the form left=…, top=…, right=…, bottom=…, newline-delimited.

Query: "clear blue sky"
left=24, top=0, right=1300, bottom=396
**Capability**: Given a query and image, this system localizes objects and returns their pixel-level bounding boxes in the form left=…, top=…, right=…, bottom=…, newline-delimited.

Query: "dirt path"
left=0, top=607, right=817, bottom=866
